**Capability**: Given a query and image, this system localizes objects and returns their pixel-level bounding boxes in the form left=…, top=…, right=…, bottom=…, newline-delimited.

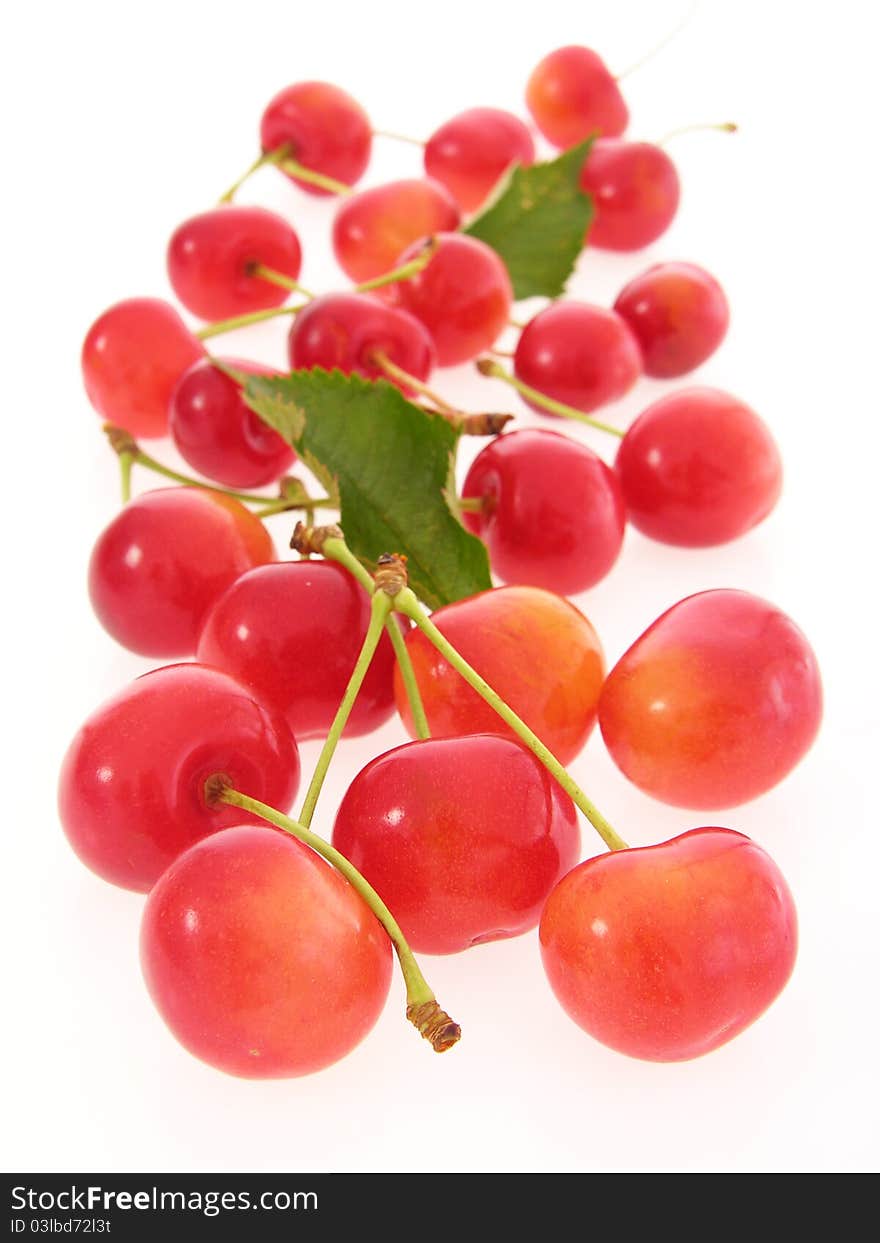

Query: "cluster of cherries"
left=64, top=44, right=821, bottom=1078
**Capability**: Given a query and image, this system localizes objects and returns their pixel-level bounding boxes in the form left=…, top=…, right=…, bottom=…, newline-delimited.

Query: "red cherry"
left=525, top=46, right=629, bottom=146
left=141, top=826, right=391, bottom=1076
left=166, top=205, right=302, bottom=322
left=169, top=357, right=295, bottom=489
left=58, top=665, right=300, bottom=892
left=260, top=81, right=371, bottom=196
left=81, top=298, right=205, bottom=438
left=197, top=560, right=398, bottom=741
left=393, top=233, right=513, bottom=366
left=616, top=389, right=782, bottom=546
left=540, top=828, right=797, bottom=1061
left=332, top=179, right=461, bottom=284
left=88, top=487, right=273, bottom=658
left=287, top=292, right=435, bottom=393
left=614, top=262, right=730, bottom=377
left=333, top=735, right=579, bottom=955
left=462, top=429, right=626, bottom=594
left=423, top=108, right=536, bottom=213
left=598, top=590, right=823, bottom=809
left=514, top=302, right=641, bottom=414
left=580, top=139, right=680, bottom=251
left=395, top=585, right=605, bottom=764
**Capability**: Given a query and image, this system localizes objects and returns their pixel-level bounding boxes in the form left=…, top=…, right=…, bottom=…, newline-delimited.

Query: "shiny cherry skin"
left=141, top=826, right=391, bottom=1077
left=260, top=81, right=371, bottom=196
left=166, top=205, right=302, bottom=322
left=333, top=735, right=579, bottom=955
left=614, top=262, right=730, bottom=377
left=332, top=179, right=461, bottom=284
left=81, top=298, right=205, bottom=438
left=287, top=292, right=436, bottom=393
left=580, top=140, right=680, bottom=251
left=462, top=430, right=626, bottom=594
left=392, top=233, right=513, bottom=366
left=197, top=560, right=398, bottom=741
left=526, top=46, right=629, bottom=146
left=616, top=389, right=782, bottom=546
left=395, top=585, right=605, bottom=764
left=540, top=828, right=798, bottom=1061
left=88, top=488, right=273, bottom=658
left=169, top=357, right=294, bottom=489
left=58, top=665, right=300, bottom=892
left=423, top=108, right=536, bottom=214
left=514, top=302, right=641, bottom=414
left=598, top=590, right=823, bottom=809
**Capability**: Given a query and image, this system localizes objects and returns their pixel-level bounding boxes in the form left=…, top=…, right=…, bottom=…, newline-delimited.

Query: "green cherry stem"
left=320, top=535, right=430, bottom=741
left=249, top=264, right=317, bottom=299
left=297, top=590, right=393, bottom=830
left=369, top=349, right=457, bottom=414
left=278, top=158, right=353, bottom=196
left=369, top=351, right=512, bottom=436
left=372, top=128, right=426, bottom=146
left=353, top=235, right=439, bottom=293
left=391, top=586, right=629, bottom=853
left=217, top=145, right=291, bottom=203
left=195, top=302, right=308, bottom=341
left=455, top=496, right=484, bottom=514
left=213, top=785, right=460, bottom=1052
left=476, top=359, right=625, bottom=438
left=657, top=121, right=738, bottom=147
left=118, top=451, right=133, bottom=504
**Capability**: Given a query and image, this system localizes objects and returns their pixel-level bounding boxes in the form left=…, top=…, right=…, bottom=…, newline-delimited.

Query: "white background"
left=3, top=0, right=877, bottom=1174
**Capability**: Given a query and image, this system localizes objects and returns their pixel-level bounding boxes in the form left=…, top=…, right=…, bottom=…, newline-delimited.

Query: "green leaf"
left=464, top=140, right=594, bottom=300
left=242, top=369, right=492, bottom=610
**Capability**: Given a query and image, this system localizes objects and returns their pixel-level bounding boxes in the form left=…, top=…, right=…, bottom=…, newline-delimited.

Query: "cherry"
left=169, top=357, right=295, bottom=489
left=260, top=81, right=371, bottom=196
left=580, top=139, right=680, bottom=251
left=616, top=388, right=782, bottom=546
left=423, top=108, right=536, bottom=214
left=333, top=734, right=579, bottom=955
left=88, top=487, right=273, bottom=658
left=525, top=46, right=629, bottom=146
left=514, top=302, right=641, bottom=414
left=599, top=590, right=822, bottom=809
left=81, top=298, right=205, bottom=438
left=332, top=179, right=461, bottom=284
left=141, top=825, right=391, bottom=1076
left=614, top=262, right=730, bottom=377
left=166, top=205, right=303, bottom=322
left=392, top=233, right=513, bottom=367
left=197, top=560, right=399, bottom=740
left=58, top=664, right=300, bottom=892
left=461, top=429, right=626, bottom=595
left=540, top=828, right=797, bottom=1061
left=287, top=292, right=436, bottom=393
left=394, top=585, right=605, bottom=765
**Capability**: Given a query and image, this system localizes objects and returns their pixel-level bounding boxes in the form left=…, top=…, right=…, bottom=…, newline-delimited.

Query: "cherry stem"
left=249, top=264, right=317, bottom=299
left=476, top=359, right=625, bottom=438
left=657, top=121, right=738, bottom=146
left=369, top=350, right=457, bottom=414
left=391, top=586, right=629, bottom=853
left=372, top=128, right=426, bottom=147
left=353, top=235, right=439, bottom=293
left=615, top=0, right=699, bottom=79
left=214, top=785, right=460, bottom=1053
left=217, top=145, right=291, bottom=204
left=195, top=302, right=308, bottom=341
left=321, top=535, right=431, bottom=741
left=456, top=496, right=484, bottom=514
left=102, top=425, right=325, bottom=511
left=253, top=496, right=332, bottom=519
left=278, top=157, right=353, bottom=196
left=297, top=590, right=393, bottom=830
left=118, top=451, right=133, bottom=504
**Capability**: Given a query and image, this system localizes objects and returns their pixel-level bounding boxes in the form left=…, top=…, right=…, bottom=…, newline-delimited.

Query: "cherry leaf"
left=464, top=140, right=594, bottom=300
left=242, top=369, right=492, bottom=610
